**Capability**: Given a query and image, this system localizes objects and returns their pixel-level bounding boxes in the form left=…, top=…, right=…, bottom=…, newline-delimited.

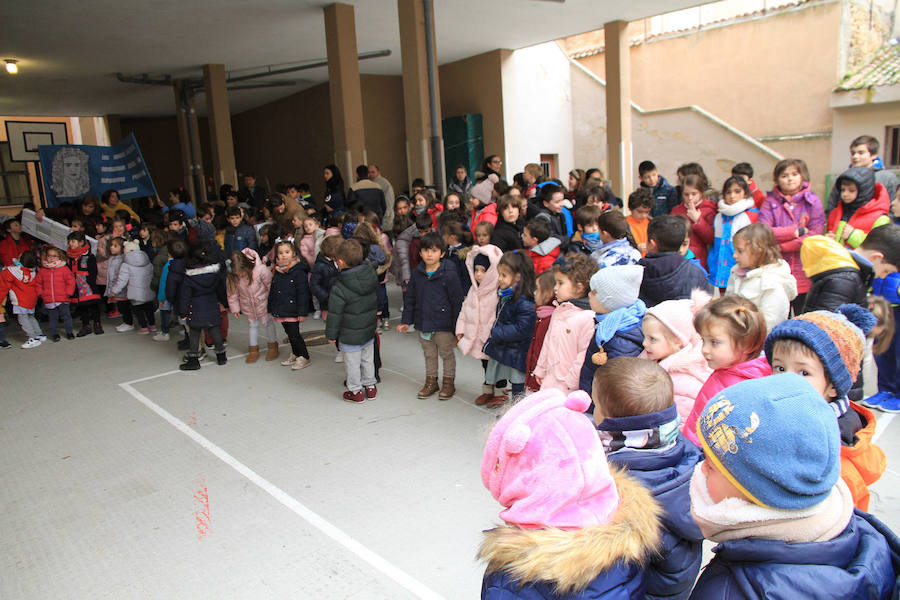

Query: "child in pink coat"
left=639, top=290, right=713, bottom=424
left=456, top=244, right=504, bottom=404
left=682, top=295, right=772, bottom=444
left=226, top=248, right=277, bottom=363
left=534, top=253, right=598, bottom=395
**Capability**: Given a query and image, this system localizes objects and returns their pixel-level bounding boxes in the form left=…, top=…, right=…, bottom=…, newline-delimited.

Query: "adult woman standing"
left=322, top=164, right=346, bottom=224
left=100, top=189, right=140, bottom=222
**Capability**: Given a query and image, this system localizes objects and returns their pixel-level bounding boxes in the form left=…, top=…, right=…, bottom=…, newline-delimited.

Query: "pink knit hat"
left=470, top=174, right=499, bottom=206
left=644, top=289, right=711, bottom=346
left=481, top=389, right=619, bottom=529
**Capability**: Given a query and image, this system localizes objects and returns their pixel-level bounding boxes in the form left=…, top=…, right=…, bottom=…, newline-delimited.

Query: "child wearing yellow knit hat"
left=765, top=304, right=885, bottom=510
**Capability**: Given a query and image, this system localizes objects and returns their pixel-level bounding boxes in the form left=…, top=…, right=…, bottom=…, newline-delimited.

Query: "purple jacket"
left=758, top=183, right=824, bottom=294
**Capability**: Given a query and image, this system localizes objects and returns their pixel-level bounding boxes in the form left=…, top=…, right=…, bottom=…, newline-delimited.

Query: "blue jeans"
left=875, top=306, right=900, bottom=395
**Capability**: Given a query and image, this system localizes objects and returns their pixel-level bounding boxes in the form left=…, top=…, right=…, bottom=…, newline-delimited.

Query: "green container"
left=442, top=113, right=483, bottom=185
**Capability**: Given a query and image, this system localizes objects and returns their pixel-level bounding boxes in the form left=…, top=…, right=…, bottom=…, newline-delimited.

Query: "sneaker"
left=76, top=325, right=93, bottom=337
left=65, top=333, right=75, bottom=340
left=93, top=323, right=104, bottom=335
left=37, top=334, right=47, bottom=341
left=21, top=338, right=42, bottom=349
left=292, top=356, right=311, bottom=370
left=876, top=394, right=900, bottom=414
left=107, top=309, right=121, bottom=318
left=148, top=325, right=157, bottom=332
left=343, top=389, right=365, bottom=404
left=136, top=327, right=150, bottom=335
left=313, top=310, right=322, bottom=320
left=334, top=352, right=343, bottom=363
left=365, top=385, right=377, bottom=400
left=115, top=323, right=134, bottom=333
left=281, top=354, right=298, bottom=366
left=381, top=318, right=391, bottom=331
left=0, top=341, right=10, bottom=348
left=860, top=391, right=893, bottom=409
left=51, top=334, right=61, bottom=343
left=153, top=332, right=170, bottom=342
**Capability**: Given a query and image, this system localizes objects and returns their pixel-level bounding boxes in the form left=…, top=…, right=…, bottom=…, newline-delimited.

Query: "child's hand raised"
left=397, top=324, right=409, bottom=334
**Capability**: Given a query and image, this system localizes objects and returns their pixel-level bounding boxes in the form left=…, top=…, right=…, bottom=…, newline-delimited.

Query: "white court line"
left=118, top=380, right=443, bottom=600
left=873, top=413, right=895, bottom=444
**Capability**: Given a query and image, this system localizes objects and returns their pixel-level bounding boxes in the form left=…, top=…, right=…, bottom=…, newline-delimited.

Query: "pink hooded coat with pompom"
left=227, top=248, right=274, bottom=323
left=455, top=244, right=503, bottom=360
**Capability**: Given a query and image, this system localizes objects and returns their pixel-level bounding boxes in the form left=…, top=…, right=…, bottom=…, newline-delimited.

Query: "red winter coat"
left=35, top=263, right=76, bottom=303
left=469, top=202, right=498, bottom=232
left=525, top=303, right=555, bottom=392
left=826, top=183, right=890, bottom=249
left=0, top=234, right=34, bottom=267
left=0, top=264, right=39, bottom=309
left=671, top=199, right=716, bottom=269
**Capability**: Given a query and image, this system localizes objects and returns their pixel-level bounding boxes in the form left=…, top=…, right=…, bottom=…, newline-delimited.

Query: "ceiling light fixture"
left=5, top=60, right=18, bottom=74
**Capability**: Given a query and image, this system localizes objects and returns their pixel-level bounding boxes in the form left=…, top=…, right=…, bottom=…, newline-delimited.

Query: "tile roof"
left=836, top=42, right=900, bottom=91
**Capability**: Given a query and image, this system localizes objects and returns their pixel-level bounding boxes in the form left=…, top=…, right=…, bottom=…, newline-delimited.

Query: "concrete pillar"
left=203, top=64, right=238, bottom=192
left=173, top=80, right=204, bottom=205
left=398, top=0, right=443, bottom=190
left=105, top=115, right=122, bottom=144
left=324, top=3, right=367, bottom=184
left=604, top=20, right=633, bottom=202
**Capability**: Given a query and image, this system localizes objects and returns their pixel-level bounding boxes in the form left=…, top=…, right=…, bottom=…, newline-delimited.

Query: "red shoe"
left=365, top=386, right=377, bottom=400
left=108, top=310, right=121, bottom=318
left=343, top=390, right=365, bottom=404
left=486, top=394, right=509, bottom=408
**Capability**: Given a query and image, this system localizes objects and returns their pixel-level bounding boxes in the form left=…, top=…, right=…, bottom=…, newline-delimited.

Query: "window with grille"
left=886, top=125, right=900, bottom=168
left=0, top=142, right=33, bottom=206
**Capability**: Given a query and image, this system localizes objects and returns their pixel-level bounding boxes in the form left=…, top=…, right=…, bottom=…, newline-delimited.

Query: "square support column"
left=604, top=20, right=633, bottom=202
left=324, top=3, right=367, bottom=183
left=203, top=64, right=238, bottom=191
left=398, top=0, right=443, bottom=191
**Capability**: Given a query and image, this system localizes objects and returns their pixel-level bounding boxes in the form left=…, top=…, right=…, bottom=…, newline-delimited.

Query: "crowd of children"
left=3, top=142, right=900, bottom=597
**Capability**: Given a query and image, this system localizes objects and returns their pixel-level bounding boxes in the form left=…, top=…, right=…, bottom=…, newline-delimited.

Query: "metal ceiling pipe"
left=226, top=49, right=391, bottom=84
left=423, top=0, right=444, bottom=193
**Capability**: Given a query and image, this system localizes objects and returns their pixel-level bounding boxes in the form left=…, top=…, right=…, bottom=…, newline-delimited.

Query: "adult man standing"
left=368, top=164, right=395, bottom=231
left=239, top=173, right=268, bottom=213
left=347, top=166, right=386, bottom=220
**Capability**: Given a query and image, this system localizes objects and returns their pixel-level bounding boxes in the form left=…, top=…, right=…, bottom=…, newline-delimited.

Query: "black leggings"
left=78, top=301, right=101, bottom=325
left=281, top=322, right=309, bottom=359
left=188, top=325, right=224, bottom=357
left=117, top=300, right=134, bottom=325
left=132, top=302, right=156, bottom=328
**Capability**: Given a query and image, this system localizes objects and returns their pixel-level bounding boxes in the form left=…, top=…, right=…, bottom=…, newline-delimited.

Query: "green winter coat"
left=325, top=263, right=379, bottom=346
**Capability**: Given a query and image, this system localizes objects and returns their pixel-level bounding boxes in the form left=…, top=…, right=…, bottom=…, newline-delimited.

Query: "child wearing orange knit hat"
left=765, top=304, right=885, bottom=510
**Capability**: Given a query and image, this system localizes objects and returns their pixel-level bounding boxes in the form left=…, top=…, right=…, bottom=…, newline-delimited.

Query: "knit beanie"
left=473, top=252, right=491, bottom=271
left=470, top=174, right=499, bottom=206
left=195, top=219, right=216, bottom=243
left=589, top=264, right=644, bottom=311
left=644, top=289, right=711, bottom=346
left=764, top=304, right=876, bottom=398
left=481, top=389, right=619, bottom=529
left=341, top=221, right=358, bottom=239
left=697, top=373, right=840, bottom=509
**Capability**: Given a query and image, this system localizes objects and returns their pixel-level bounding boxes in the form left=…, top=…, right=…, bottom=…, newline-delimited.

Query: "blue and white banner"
left=38, top=133, right=157, bottom=207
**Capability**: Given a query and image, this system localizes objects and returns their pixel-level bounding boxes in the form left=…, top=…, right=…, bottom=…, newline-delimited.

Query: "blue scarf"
left=497, top=285, right=515, bottom=299
left=596, top=405, right=680, bottom=453
left=582, top=232, right=603, bottom=253
left=594, top=299, right=646, bottom=347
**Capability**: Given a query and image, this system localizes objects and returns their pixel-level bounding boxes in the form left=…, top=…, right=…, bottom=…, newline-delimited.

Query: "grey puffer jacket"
left=111, top=249, right=155, bottom=303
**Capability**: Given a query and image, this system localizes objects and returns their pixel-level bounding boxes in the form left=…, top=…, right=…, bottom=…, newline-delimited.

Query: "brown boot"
left=265, top=341, right=280, bottom=361
left=438, top=377, right=456, bottom=400
left=245, top=345, right=260, bottom=364
left=475, top=383, right=494, bottom=405
left=417, top=376, right=439, bottom=399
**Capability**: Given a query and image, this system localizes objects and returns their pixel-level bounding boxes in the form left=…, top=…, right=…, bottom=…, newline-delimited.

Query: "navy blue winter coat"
left=579, top=322, right=643, bottom=396
left=223, top=223, right=258, bottom=255
left=483, top=293, right=536, bottom=372
left=599, top=406, right=704, bottom=600
left=267, top=261, right=310, bottom=319
left=639, top=252, right=713, bottom=308
left=401, top=259, right=464, bottom=332
left=309, top=254, right=340, bottom=308
left=176, top=262, right=227, bottom=328
left=690, top=510, right=900, bottom=600
left=164, top=258, right=185, bottom=306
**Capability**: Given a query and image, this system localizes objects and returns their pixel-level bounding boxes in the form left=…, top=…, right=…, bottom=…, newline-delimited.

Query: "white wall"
left=500, top=42, right=574, bottom=181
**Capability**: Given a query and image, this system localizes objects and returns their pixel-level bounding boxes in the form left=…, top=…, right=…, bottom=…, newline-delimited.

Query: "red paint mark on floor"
left=188, top=412, right=198, bottom=428
left=193, top=486, right=210, bottom=539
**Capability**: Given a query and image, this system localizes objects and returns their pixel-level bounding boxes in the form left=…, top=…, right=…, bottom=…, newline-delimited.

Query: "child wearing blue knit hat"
left=689, top=373, right=900, bottom=600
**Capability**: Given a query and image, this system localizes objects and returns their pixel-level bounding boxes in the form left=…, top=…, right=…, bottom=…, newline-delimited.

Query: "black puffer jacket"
left=490, top=219, right=523, bottom=253
left=309, top=254, right=340, bottom=308
left=325, top=263, right=379, bottom=346
left=177, top=262, right=227, bottom=327
left=639, top=252, right=713, bottom=308
left=267, top=261, right=310, bottom=318
left=804, top=268, right=869, bottom=313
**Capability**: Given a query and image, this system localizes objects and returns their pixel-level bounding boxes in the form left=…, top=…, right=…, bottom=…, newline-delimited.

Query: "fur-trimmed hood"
left=478, top=470, right=662, bottom=596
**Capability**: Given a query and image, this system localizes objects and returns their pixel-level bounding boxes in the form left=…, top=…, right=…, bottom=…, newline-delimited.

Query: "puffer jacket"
left=639, top=253, right=713, bottom=308
left=800, top=236, right=869, bottom=314
left=111, top=249, right=155, bottom=303
left=298, top=228, right=324, bottom=268
left=534, top=298, right=596, bottom=395
left=226, top=248, right=273, bottom=321
left=176, top=262, right=227, bottom=327
left=479, top=471, right=662, bottom=600
left=490, top=218, right=522, bottom=253
left=105, top=254, right=124, bottom=298
left=670, top=199, right=716, bottom=269
left=95, top=234, right=111, bottom=286
left=456, top=244, right=503, bottom=360
left=309, top=254, right=340, bottom=308
left=483, top=292, right=537, bottom=373
left=444, top=243, right=472, bottom=295
left=0, top=234, right=33, bottom=267
left=591, top=238, right=641, bottom=269
left=841, top=403, right=886, bottom=512
left=689, top=510, right=900, bottom=600
left=223, top=223, right=258, bottom=255
left=401, top=259, right=464, bottom=333
left=150, top=247, right=168, bottom=293
left=758, top=183, right=825, bottom=294
left=599, top=407, right=704, bottom=600
left=325, top=263, right=379, bottom=346
left=0, top=264, right=38, bottom=309
left=267, top=261, right=310, bottom=319
left=726, top=259, right=797, bottom=331
left=683, top=356, right=772, bottom=445
left=469, top=201, right=498, bottom=232
left=826, top=167, right=891, bottom=249
left=394, top=223, right=419, bottom=283
left=641, top=342, right=713, bottom=424
left=525, top=304, right=555, bottom=392
left=528, top=237, right=561, bottom=275
left=579, top=322, right=644, bottom=395
left=35, top=262, right=75, bottom=304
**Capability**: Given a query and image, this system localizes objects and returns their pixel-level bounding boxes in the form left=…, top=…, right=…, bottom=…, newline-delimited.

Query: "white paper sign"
left=20, top=208, right=97, bottom=254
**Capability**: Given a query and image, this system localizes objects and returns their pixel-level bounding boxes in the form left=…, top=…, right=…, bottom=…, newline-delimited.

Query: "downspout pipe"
left=423, top=0, right=444, bottom=193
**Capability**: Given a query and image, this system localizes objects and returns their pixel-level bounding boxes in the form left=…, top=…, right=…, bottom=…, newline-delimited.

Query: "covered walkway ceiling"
left=2, top=0, right=705, bottom=118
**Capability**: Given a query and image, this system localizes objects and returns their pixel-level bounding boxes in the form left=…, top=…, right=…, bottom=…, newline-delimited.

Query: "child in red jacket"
left=35, top=246, right=76, bottom=341
left=523, top=219, right=560, bottom=275
left=525, top=271, right=557, bottom=392
left=0, top=249, right=44, bottom=348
